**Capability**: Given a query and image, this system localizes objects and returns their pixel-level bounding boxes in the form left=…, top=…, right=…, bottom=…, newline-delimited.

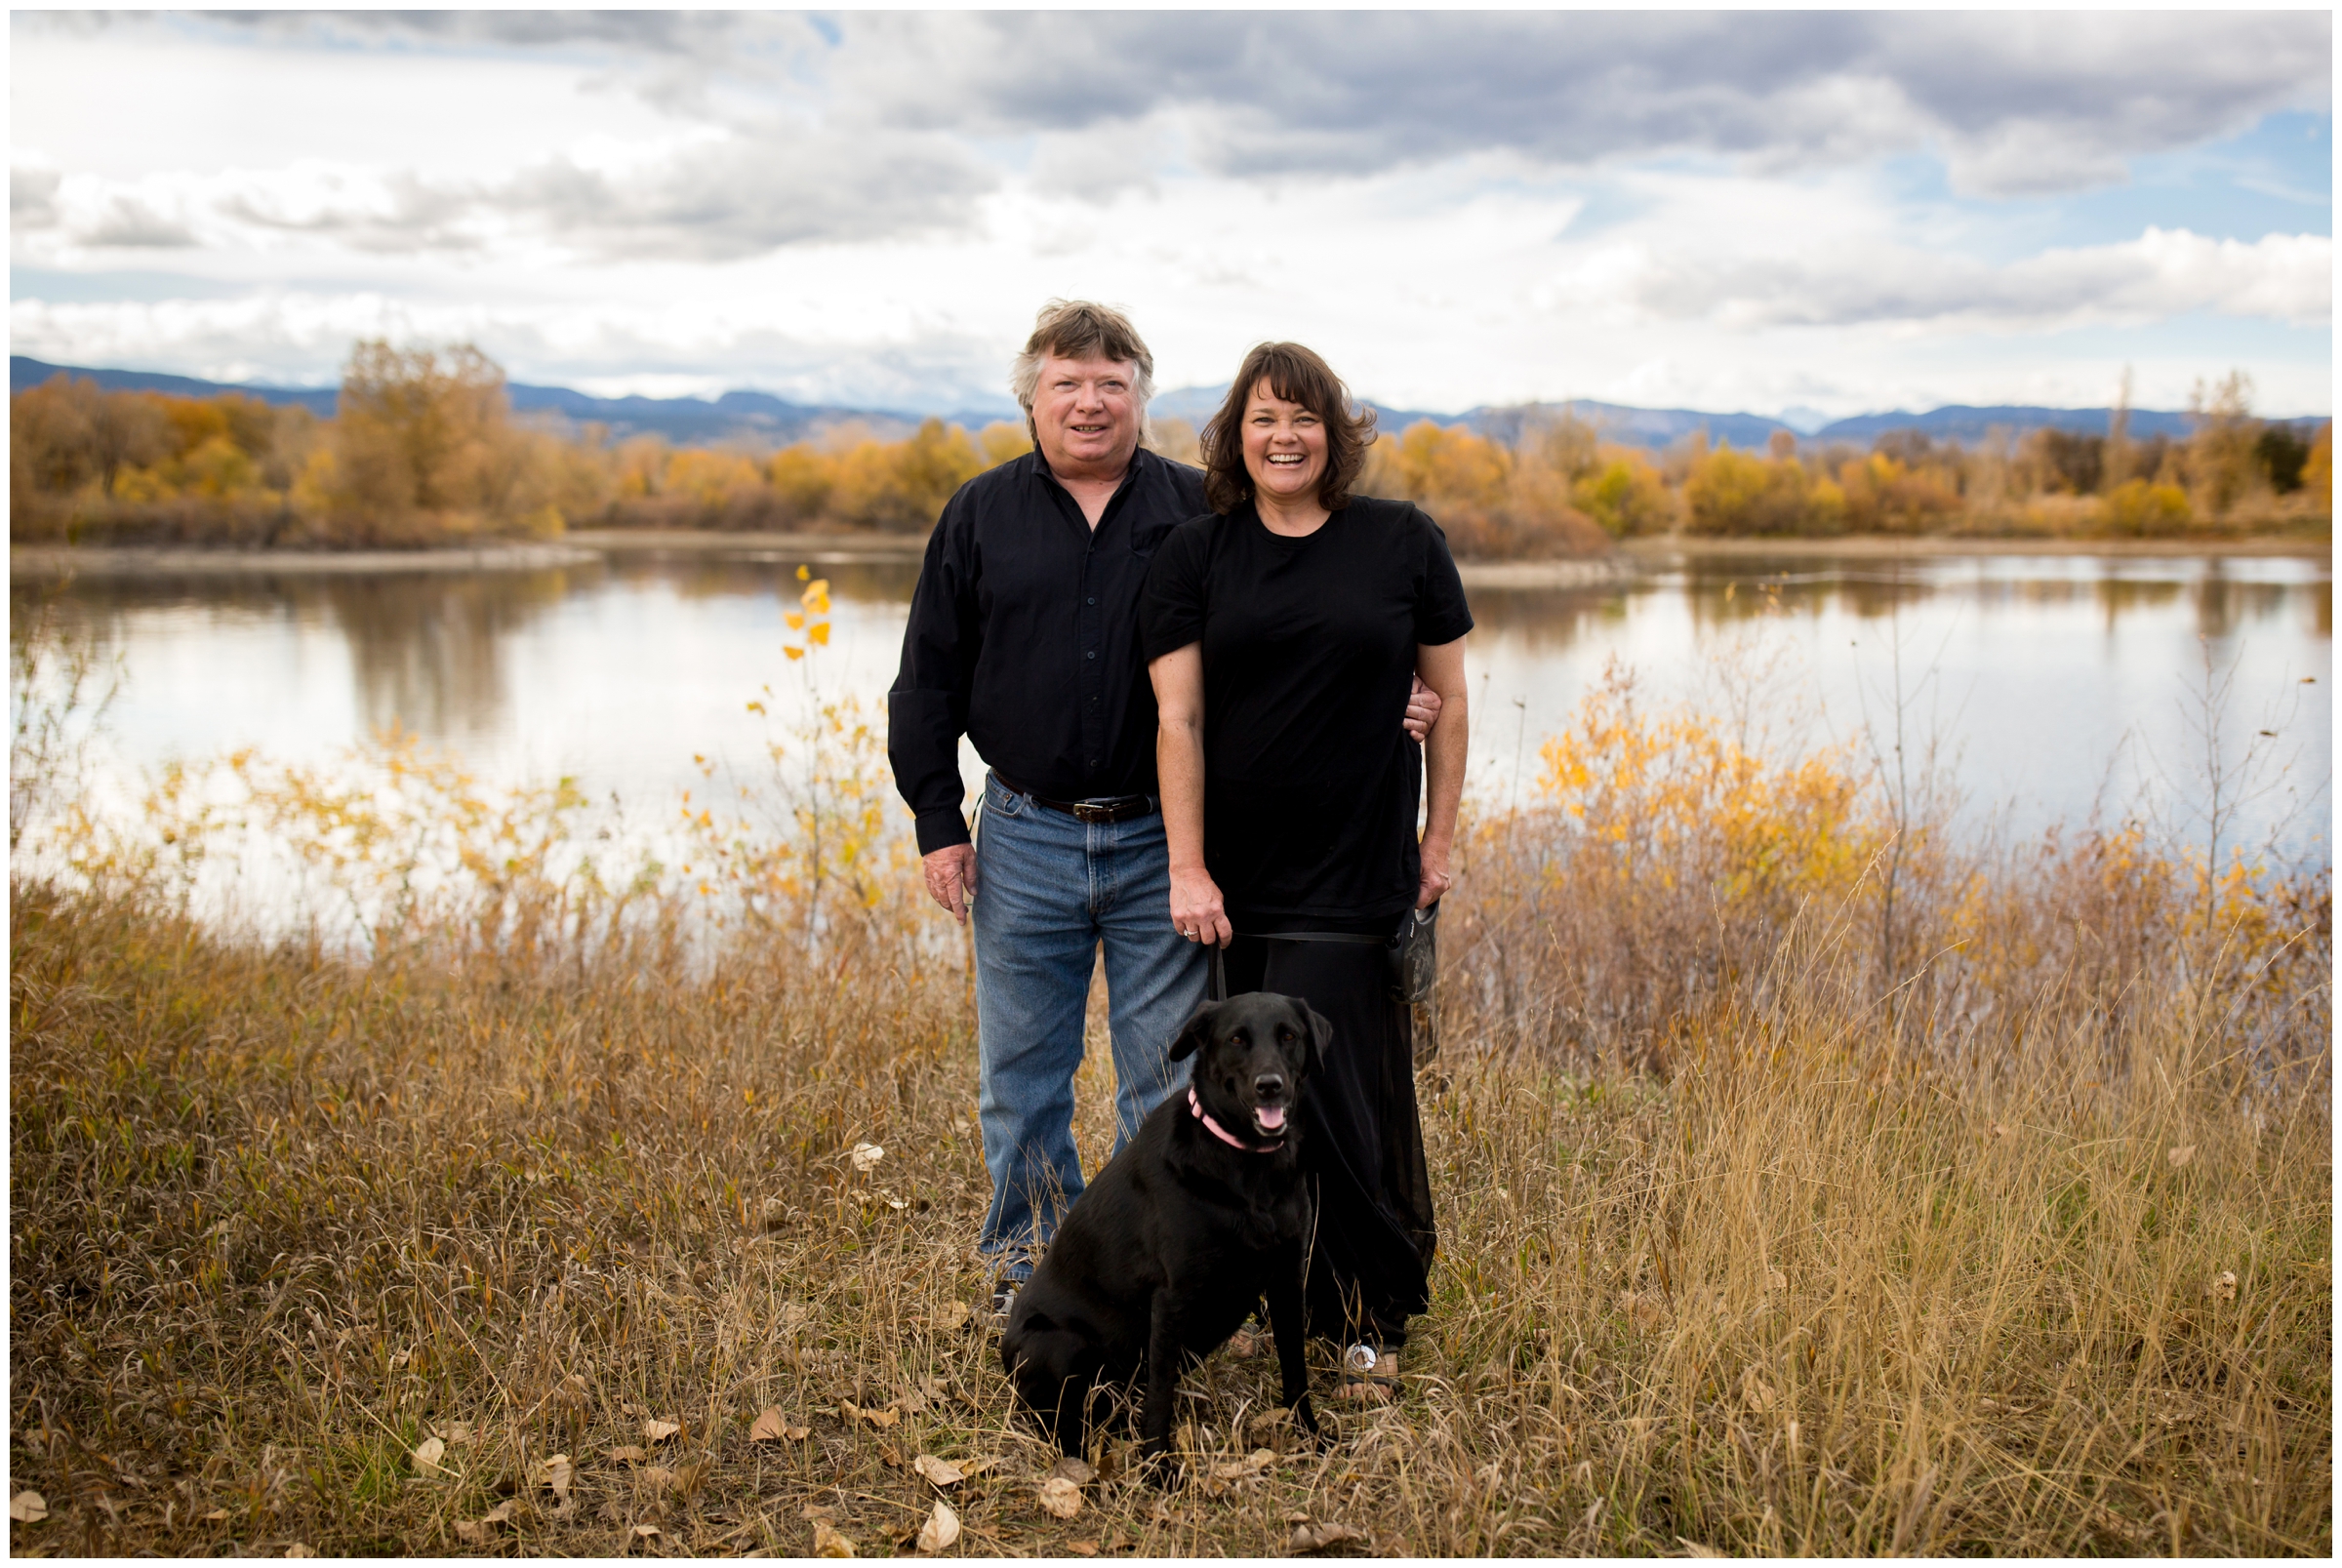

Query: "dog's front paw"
left=1135, top=1441, right=1187, bottom=1490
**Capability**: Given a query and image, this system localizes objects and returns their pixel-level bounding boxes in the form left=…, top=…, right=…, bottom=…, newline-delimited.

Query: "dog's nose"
left=1254, top=1073, right=1285, bottom=1101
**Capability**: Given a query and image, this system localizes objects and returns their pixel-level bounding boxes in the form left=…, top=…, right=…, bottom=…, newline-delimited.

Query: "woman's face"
left=1240, top=380, right=1329, bottom=506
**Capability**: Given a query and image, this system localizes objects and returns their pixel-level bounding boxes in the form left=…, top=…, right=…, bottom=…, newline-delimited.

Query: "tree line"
left=12, top=342, right=2329, bottom=555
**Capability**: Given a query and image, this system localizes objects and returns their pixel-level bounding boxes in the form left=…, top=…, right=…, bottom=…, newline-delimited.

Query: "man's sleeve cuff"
left=914, top=808, right=972, bottom=856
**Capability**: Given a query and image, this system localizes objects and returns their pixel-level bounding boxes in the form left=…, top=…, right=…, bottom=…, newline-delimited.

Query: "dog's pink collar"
left=1190, top=1087, right=1285, bottom=1153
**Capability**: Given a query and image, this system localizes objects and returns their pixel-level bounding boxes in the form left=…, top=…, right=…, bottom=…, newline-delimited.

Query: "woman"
left=1141, top=342, right=1471, bottom=1402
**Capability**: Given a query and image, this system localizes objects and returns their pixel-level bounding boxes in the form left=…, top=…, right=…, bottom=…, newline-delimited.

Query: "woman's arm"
left=1149, top=642, right=1232, bottom=946
left=1415, top=635, right=1470, bottom=908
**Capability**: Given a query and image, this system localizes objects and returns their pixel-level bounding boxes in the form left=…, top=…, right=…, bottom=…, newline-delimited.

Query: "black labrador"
left=999, top=990, right=1328, bottom=1465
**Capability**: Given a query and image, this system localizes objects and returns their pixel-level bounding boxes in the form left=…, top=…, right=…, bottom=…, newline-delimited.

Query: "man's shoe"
left=986, top=1281, right=1021, bottom=1336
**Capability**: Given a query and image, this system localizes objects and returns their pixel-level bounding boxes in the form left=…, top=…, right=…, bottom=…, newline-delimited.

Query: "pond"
left=16, top=542, right=2333, bottom=868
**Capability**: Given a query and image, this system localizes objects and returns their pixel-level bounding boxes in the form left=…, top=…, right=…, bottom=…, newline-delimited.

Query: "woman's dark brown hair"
left=1200, top=342, right=1378, bottom=514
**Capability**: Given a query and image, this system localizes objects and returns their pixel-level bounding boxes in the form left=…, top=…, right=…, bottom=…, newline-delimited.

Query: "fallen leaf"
left=1068, top=1540, right=1099, bottom=1557
left=1678, top=1539, right=1725, bottom=1557
left=1290, top=1521, right=1366, bottom=1551
left=877, top=1443, right=906, bottom=1468
left=913, top=1455, right=966, bottom=1488
left=1210, top=1449, right=1276, bottom=1481
left=202, top=1508, right=229, bottom=1522
left=633, top=1522, right=661, bottom=1539
left=2167, top=1144, right=2198, bottom=1169
left=850, top=1143, right=884, bottom=1173
left=643, top=1467, right=678, bottom=1492
left=812, top=1519, right=857, bottom=1556
left=893, top=1387, right=929, bottom=1415
left=2212, top=1270, right=2239, bottom=1302
left=454, top=1520, right=487, bottom=1546
left=1049, top=1455, right=1097, bottom=1485
left=483, top=1501, right=517, bottom=1525
left=607, top=1445, right=648, bottom=1465
left=434, top=1420, right=474, bottom=1445
left=954, top=1456, right=1001, bottom=1480
left=532, top=1454, right=574, bottom=1505
left=285, top=1545, right=318, bottom=1558
left=1766, top=1268, right=1788, bottom=1291
left=935, top=1302, right=972, bottom=1331
left=750, top=1407, right=789, bottom=1442
left=643, top=1419, right=680, bottom=1442
left=412, top=1435, right=447, bottom=1474
left=622, top=1400, right=646, bottom=1417
left=801, top=1505, right=837, bottom=1524
left=1989, top=1122, right=2012, bottom=1140
left=9, top=1492, right=47, bottom=1524
left=838, top=1400, right=900, bottom=1429
left=915, top=1499, right=960, bottom=1553
left=1037, top=1474, right=1083, bottom=1519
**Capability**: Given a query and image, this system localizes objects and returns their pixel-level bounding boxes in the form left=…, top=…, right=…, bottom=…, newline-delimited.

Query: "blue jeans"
left=970, top=771, right=1206, bottom=1283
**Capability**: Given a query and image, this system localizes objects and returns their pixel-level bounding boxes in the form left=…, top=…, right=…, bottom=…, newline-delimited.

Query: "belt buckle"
left=1072, top=800, right=1111, bottom=824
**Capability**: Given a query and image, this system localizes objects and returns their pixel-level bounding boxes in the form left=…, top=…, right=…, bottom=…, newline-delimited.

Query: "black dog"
left=999, top=991, right=1328, bottom=1465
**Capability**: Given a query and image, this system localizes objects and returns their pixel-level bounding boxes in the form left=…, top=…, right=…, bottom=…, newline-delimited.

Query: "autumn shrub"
left=1366, top=420, right=1611, bottom=559
left=1571, top=451, right=1675, bottom=538
left=1835, top=450, right=1962, bottom=534
left=1681, top=445, right=1827, bottom=536
left=2104, top=477, right=2196, bottom=538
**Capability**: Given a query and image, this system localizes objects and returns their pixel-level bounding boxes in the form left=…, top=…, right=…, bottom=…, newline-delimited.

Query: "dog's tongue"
left=1255, top=1106, right=1287, bottom=1132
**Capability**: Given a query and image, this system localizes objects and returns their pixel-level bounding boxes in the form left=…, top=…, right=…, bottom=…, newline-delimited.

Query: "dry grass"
left=7, top=656, right=2331, bottom=1556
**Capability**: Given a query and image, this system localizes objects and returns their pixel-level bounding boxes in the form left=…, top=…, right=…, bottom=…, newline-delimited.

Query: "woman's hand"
left=1415, top=838, right=1453, bottom=909
left=1169, top=864, right=1233, bottom=947
left=1402, top=674, right=1442, bottom=741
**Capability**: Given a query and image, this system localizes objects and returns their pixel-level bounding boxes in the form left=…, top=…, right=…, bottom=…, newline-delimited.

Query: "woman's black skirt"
left=1222, top=921, right=1435, bottom=1348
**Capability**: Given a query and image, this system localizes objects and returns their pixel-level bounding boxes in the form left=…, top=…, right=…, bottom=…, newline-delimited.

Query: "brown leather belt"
left=999, top=778, right=1159, bottom=824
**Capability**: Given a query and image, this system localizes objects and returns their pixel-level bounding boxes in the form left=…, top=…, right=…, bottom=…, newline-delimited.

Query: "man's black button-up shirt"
left=888, top=445, right=1208, bottom=854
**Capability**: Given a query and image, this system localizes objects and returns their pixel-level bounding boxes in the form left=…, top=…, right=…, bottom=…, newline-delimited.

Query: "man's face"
left=1030, top=352, right=1141, bottom=475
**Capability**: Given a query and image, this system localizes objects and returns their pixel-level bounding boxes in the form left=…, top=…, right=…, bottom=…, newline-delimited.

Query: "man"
left=887, top=300, right=1437, bottom=1323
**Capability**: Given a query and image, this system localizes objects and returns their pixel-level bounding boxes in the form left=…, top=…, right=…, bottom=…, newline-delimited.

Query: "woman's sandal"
left=1333, top=1345, right=1401, bottom=1404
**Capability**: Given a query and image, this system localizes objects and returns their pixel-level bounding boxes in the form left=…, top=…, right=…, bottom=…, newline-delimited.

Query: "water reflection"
left=16, top=545, right=2331, bottom=859
left=20, top=567, right=584, bottom=744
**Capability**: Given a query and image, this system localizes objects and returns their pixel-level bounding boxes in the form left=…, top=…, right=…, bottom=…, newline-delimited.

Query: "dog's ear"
left=1302, top=1005, right=1334, bottom=1077
left=1168, top=999, right=1221, bottom=1063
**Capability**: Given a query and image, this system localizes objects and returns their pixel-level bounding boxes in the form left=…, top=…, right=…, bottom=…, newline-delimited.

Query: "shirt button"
left=1086, top=650, right=1096, bottom=659
left=1086, top=596, right=1096, bottom=604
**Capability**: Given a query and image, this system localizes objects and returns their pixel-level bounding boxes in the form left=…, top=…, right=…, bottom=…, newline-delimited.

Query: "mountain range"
left=10, top=355, right=2239, bottom=453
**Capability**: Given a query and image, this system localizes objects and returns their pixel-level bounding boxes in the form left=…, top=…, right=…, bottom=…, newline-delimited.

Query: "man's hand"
left=923, top=843, right=978, bottom=924
left=1403, top=674, right=1443, bottom=742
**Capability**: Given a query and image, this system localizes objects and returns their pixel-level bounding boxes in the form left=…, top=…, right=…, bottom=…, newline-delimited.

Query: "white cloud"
left=9, top=11, right=2329, bottom=421
left=1548, top=226, right=2331, bottom=334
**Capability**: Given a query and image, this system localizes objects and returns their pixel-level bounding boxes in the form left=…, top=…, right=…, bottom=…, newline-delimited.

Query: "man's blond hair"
left=1010, top=299, right=1155, bottom=441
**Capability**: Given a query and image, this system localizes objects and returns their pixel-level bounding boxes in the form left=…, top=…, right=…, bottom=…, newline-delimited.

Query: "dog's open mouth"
left=1252, top=1105, right=1287, bottom=1136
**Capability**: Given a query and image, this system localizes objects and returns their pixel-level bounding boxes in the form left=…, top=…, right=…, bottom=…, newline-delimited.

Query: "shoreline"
left=12, top=527, right=2328, bottom=583
left=1620, top=534, right=2330, bottom=561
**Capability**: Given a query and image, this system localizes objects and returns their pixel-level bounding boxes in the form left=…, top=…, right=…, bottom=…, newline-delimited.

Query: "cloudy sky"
left=10, top=9, right=2332, bottom=422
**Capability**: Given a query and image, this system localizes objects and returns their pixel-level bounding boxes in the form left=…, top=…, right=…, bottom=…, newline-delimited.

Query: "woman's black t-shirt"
left=1140, top=497, right=1474, bottom=926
